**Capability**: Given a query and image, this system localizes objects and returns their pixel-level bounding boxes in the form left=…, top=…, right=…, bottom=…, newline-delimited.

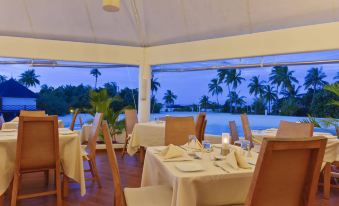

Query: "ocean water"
left=60, top=112, right=337, bottom=136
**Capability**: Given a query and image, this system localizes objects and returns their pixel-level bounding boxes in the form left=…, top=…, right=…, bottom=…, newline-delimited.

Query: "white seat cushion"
left=124, top=185, right=172, bottom=206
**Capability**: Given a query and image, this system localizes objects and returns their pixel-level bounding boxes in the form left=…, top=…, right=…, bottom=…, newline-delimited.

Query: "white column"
left=138, top=59, right=151, bottom=122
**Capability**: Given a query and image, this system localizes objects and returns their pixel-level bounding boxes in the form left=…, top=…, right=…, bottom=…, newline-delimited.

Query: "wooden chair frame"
left=122, top=109, right=138, bottom=158
left=246, top=137, right=327, bottom=206
left=11, top=116, right=62, bottom=206
left=165, top=116, right=196, bottom=145
left=69, top=109, right=79, bottom=131
left=195, top=112, right=206, bottom=142
left=228, top=120, right=239, bottom=145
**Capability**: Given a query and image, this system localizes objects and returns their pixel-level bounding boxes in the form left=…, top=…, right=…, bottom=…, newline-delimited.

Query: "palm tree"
left=263, top=85, right=278, bottom=114
left=225, top=69, right=245, bottom=112
left=269, top=66, right=298, bottom=96
left=199, top=95, right=210, bottom=111
left=0, top=75, right=7, bottom=83
left=248, top=76, right=265, bottom=97
left=280, top=84, right=302, bottom=98
left=304, top=67, right=328, bottom=94
left=151, top=76, right=161, bottom=96
left=208, top=78, right=223, bottom=105
left=90, top=68, right=101, bottom=89
left=228, top=91, right=246, bottom=113
left=151, top=76, right=161, bottom=113
left=163, top=90, right=177, bottom=107
left=19, top=69, right=40, bottom=88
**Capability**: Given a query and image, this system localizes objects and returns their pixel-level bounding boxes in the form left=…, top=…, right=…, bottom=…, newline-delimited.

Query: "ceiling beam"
left=147, top=22, right=339, bottom=65
left=0, top=36, right=142, bottom=65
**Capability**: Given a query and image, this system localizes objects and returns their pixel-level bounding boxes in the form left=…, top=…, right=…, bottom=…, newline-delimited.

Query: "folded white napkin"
left=224, top=150, right=251, bottom=169
left=161, top=144, right=184, bottom=159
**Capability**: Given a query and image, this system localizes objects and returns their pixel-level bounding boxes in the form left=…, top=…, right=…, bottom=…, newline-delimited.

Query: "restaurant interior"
left=0, top=0, right=338, bottom=206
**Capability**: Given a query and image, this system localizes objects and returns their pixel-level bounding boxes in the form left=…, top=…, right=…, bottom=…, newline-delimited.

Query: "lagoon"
left=60, top=112, right=337, bottom=136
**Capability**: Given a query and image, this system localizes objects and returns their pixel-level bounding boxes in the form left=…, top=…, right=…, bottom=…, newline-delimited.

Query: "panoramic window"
left=0, top=57, right=138, bottom=132
left=151, top=50, right=339, bottom=135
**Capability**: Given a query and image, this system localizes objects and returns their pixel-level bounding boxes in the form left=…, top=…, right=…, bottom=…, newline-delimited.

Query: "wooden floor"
left=2, top=150, right=339, bottom=206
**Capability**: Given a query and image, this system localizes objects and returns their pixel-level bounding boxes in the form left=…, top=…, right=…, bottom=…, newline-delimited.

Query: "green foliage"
left=0, top=75, right=7, bottom=83
left=37, top=84, right=91, bottom=115
left=324, top=83, right=339, bottom=106
left=280, top=98, right=300, bottom=116
left=90, top=68, right=101, bottom=89
left=309, top=89, right=338, bottom=118
left=251, top=97, right=266, bottom=114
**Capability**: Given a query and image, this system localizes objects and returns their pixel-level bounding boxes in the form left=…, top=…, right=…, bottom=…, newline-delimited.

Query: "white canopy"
left=0, top=0, right=338, bottom=46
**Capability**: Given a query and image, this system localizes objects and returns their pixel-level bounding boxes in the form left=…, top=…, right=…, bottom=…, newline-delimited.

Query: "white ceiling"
left=0, top=0, right=338, bottom=47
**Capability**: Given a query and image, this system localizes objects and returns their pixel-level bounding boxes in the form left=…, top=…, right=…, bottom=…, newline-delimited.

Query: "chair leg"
left=140, top=147, right=145, bottom=165
left=62, top=175, right=69, bottom=198
left=89, top=159, right=102, bottom=188
left=0, top=194, right=4, bottom=206
left=55, top=169, right=62, bottom=206
left=122, top=136, right=130, bottom=158
left=323, top=162, right=331, bottom=200
left=10, top=173, right=20, bottom=206
left=87, top=159, right=96, bottom=179
left=44, top=170, right=50, bottom=186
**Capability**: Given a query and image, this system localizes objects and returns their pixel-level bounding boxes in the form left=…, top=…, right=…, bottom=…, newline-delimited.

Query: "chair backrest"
left=228, top=121, right=239, bottom=144
left=102, top=121, right=125, bottom=206
left=15, top=116, right=60, bottom=172
left=195, top=112, right=206, bottom=142
left=245, top=137, right=327, bottom=206
left=20, top=110, right=46, bottom=117
left=0, top=115, right=5, bottom=129
left=165, top=116, right=196, bottom=145
left=69, top=109, right=79, bottom=131
left=87, top=113, right=103, bottom=158
left=241, top=113, right=252, bottom=143
left=276, top=121, right=314, bottom=138
left=124, top=109, right=138, bottom=135
left=79, top=116, right=84, bottom=127
left=201, top=120, right=207, bottom=141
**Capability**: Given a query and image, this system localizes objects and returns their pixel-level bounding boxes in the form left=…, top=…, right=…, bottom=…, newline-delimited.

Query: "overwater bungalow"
left=0, top=1, right=338, bottom=206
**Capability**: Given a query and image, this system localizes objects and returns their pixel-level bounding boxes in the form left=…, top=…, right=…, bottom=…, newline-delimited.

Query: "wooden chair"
left=82, top=112, right=103, bottom=188
left=245, top=137, right=327, bottom=206
left=102, top=121, right=172, bottom=206
left=19, top=110, right=46, bottom=117
left=0, top=115, right=5, bottom=129
left=165, top=116, right=196, bottom=145
left=69, top=109, right=79, bottom=131
left=276, top=121, right=314, bottom=138
left=11, top=116, right=62, bottom=206
left=201, top=120, right=207, bottom=141
left=228, top=121, right=240, bottom=145
left=79, top=116, right=84, bottom=128
left=195, top=112, right=206, bottom=142
left=122, top=109, right=138, bottom=157
left=240, top=113, right=252, bottom=145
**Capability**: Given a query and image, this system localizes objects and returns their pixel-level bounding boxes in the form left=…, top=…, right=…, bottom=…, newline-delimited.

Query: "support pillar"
left=138, top=56, right=151, bottom=122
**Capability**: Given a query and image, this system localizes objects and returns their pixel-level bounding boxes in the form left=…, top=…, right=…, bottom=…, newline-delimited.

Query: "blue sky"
left=0, top=50, right=338, bottom=105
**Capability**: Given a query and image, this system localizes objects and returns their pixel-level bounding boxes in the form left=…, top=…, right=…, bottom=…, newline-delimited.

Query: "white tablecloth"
left=252, top=129, right=339, bottom=164
left=76, top=124, right=92, bottom=143
left=2, top=120, right=65, bottom=130
left=141, top=146, right=257, bottom=206
left=0, top=128, right=86, bottom=196
left=127, top=121, right=165, bottom=155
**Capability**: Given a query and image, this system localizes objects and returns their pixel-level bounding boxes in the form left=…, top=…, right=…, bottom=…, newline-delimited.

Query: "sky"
left=0, top=50, right=338, bottom=105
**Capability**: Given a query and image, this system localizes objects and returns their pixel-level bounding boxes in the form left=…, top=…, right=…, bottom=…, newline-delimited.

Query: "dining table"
left=141, top=145, right=258, bottom=206
left=0, top=127, right=86, bottom=201
left=2, top=117, right=65, bottom=130
left=127, top=121, right=165, bottom=156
